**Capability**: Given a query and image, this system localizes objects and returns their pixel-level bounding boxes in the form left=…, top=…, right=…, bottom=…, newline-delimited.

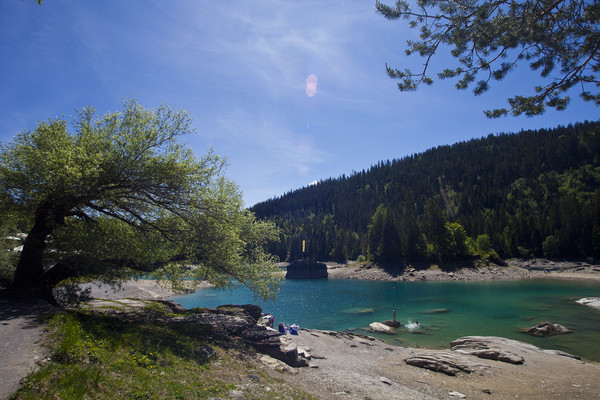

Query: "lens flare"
left=305, top=74, right=318, bottom=97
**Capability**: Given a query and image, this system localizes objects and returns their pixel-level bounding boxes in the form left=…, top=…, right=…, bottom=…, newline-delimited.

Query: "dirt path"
left=0, top=298, right=55, bottom=400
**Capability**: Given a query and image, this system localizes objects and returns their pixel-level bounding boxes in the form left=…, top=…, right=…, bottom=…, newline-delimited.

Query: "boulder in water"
left=576, top=297, right=600, bottom=310
left=369, top=322, right=395, bottom=334
left=286, top=260, right=328, bottom=279
left=525, top=322, right=571, bottom=337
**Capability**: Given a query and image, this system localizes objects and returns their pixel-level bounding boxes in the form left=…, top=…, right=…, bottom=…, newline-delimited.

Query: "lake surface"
left=170, top=278, right=600, bottom=362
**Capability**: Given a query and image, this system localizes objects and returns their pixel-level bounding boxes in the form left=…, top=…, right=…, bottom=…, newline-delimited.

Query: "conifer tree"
left=376, top=0, right=600, bottom=117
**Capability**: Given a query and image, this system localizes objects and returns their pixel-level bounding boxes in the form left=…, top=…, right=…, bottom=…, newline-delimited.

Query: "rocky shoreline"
left=325, top=258, right=600, bottom=283
left=284, top=328, right=600, bottom=400
left=5, top=260, right=599, bottom=400
left=81, top=264, right=600, bottom=400
left=64, top=295, right=600, bottom=400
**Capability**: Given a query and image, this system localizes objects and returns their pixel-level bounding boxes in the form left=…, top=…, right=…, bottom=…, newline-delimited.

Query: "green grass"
left=12, top=310, right=314, bottom=400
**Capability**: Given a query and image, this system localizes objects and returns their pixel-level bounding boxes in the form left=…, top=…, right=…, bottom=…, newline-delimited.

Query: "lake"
left=170, top=278, right=600, bottom=362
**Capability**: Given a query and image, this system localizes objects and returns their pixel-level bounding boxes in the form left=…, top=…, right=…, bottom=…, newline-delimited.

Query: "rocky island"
left=285, top=260, right=328, bottom=279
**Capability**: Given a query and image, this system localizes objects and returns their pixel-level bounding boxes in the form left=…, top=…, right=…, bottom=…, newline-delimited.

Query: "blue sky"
left=1, top=1, right=598, bottom=207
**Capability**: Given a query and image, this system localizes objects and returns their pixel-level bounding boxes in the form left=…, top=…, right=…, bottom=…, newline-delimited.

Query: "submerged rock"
left=525, top=322, right=571, bottom=337
left=423, top=308, right=450, bottom=314
left=576, top=297, right=600, bottom=310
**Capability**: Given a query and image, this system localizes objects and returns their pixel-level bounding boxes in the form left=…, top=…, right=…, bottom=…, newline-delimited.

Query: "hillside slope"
left=251, top=121, right=600, bottom=263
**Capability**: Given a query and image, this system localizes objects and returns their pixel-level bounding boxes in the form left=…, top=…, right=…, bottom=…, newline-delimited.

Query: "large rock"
left=217, top=304, right=263, bottom=321
left=450, top=335, right=579, bottom=362
left=404, top=335, right=578, bottom=376
left=286, top=260, right=328, bottom=279
left=450, top=336, right=525, bottom=364
left=381, top=320, right=401, bottom=328
left=404, top=353, right=489, bottom=376
left=369, top=322, right=395, bottom=334
left=576, top=297, right=600, bottom=309
left=525, top=322, right=571, bottom=336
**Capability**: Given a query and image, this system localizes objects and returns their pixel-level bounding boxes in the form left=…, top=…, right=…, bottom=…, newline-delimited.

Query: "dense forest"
left=250, top=121, right=600, bottom=264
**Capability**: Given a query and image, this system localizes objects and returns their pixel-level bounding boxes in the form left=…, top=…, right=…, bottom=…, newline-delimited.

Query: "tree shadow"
left=0, top=297, right=56, bottom=329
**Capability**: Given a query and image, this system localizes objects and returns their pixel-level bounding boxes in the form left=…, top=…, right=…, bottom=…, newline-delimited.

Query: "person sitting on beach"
left=278, top=322, right=286, bottom=334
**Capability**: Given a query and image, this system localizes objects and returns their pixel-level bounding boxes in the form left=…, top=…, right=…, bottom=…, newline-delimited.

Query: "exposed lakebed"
left=170, top=278, right=600, bottom=362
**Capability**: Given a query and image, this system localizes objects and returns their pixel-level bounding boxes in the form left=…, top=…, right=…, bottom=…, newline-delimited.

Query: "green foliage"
left=0, top=223, right=20, bottom=287
left=14, top=311, right=314, bottom=400
left=0, top=99, right=280, bottom=298
left=474, top=234, right=500, bottom=261
left=422, top=198, right=448, bottom=260
left=252, top=121, right=600, bottom=262
left=49, top=313, right=110, bottom=364
left=542, top=235, right=561, bottom=258
left=367, top=204, right=402, bottom=263
left=376, top=0, right=600, bottom=117
left=445, top=222, right=470, bottom=260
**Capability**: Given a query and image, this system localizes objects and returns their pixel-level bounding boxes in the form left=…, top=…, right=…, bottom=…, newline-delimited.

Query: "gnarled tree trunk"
left=11, top=202, right=65, bottom=293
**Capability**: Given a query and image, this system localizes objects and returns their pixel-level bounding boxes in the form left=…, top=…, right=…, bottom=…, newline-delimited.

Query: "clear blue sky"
left=1, top=1, right=598, bottom=207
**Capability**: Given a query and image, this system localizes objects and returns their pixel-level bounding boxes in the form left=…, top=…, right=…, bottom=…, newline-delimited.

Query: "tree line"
left=251, top=120, right=600, bottom=263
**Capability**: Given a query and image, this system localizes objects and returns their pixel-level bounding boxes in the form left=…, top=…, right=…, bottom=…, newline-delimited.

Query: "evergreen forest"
left=250, top=121, right=600, bottom=264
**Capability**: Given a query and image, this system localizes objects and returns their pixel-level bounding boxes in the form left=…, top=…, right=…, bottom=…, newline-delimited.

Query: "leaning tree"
left=0, top=100, right=280, bottom=298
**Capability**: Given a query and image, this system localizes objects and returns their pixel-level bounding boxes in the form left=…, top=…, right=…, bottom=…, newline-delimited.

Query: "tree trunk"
left=11, top=202, right=64, bottom=293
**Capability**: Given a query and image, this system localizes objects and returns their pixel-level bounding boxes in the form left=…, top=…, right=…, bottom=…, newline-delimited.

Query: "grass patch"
left=13, top=310, right=314, bottom=400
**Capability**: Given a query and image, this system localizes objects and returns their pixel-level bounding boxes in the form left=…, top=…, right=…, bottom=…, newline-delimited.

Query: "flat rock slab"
left=404, top=352, right=490, bottom=376
left=450, top=336, right=526, bottom=364
left=405, top=336, right=584, bottom=376
left=450, top=336, right=579, bottom=361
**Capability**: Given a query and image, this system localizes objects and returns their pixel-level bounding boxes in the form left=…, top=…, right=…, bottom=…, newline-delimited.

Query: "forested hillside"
left=251, top=121, right=600, bottom=263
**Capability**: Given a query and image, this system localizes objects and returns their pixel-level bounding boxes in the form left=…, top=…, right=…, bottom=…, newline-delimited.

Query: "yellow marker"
left=302, top=240, right=306, bottom=253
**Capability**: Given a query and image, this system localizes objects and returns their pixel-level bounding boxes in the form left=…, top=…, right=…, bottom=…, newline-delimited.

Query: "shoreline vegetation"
left=6, top=260, right=600, bottom=399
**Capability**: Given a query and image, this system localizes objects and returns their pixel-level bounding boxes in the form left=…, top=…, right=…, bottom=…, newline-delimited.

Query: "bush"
left=543, top=236, right=561, bottom=258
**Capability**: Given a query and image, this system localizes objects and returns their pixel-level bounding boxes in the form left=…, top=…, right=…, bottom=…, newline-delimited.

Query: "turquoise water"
left=170, top=278, right=600, bottom=362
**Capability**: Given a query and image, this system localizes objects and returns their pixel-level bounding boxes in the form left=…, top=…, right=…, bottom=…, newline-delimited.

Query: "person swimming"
left=406, top=320, right=420, bottom=330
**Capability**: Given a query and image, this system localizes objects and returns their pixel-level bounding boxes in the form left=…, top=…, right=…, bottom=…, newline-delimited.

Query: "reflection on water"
left=170, top=278, right=600, bottom=362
